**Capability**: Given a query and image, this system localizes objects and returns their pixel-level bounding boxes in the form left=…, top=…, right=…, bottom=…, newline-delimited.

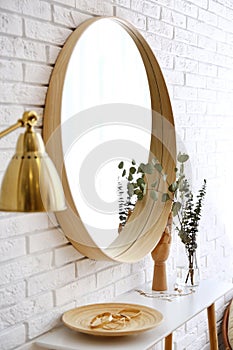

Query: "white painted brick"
left=0, top=281, right=25, bottom=308
left=185, top=310, right=205, bottom=331
left=174, top=86, right=197, bottom=100
left=24, top=63, right=52, bottom=85
left=0, top=59, right=23, bottom=82
left=172, top=100, right=186, bottom=114
left=174, top=27, right=198, bottom=45
left=76, top=0, right=113, bottom=15
left=113, top=0, right=130, bottom=7
left=53, top=5, right=91, bottom=28
left=199, top=62, right=217, bottom=77
left=143, top=32, right=162, bottom=52
left=78, top=284, right=115, bottom=306
left=217, top=42, right=233, bottom=57
left=131, top=0, right=160, bottom=19
left=53, top=0, right=75, bottom=6
left=0, top=12, right=22, bottom=36
left=0, top=0, right=52, bottom=20
left=0, top=36, right=47, bottom=62
left=0, top=324, right=25, bottom=350
left=55, top=244, right=83, bottom=266
left=206, top=77, right=226, bottom=91
left=27, top=302, right=75, bottom=339
left=186, top=101, right=206, bottom=114
left=0, top=252, right=52, bottom=286
left=0, top=213, right=49, bottom=239
left=198, top=88, right=217, bottom=101
left=190, top=0, right=208, bottom=8
left=55, top=275, right=96, bottom=305
left=115, top=270, right=145, bottom=295
left=97, top=263, right=131, bottom=288
left=0, top=292, right=53, bottom=330
left=174, top=327, right=198, bottom=349
left=198, top=8, right=218, bottom=26
left=28, top=229, right=67, bottom=253
left=131, top=255, right=152, bottom=273
left=186, top=334, right=207, bottom=350
left=208, top=0, right=227, bottom=18
left=47, top=45, right=61, bottom=64
left=186, top=73, right=206, bottom=88
left=171, top=40, right=187, bottom=56
left=28, top=264, right=75, bottom=296
left=0, top=82, right=47, bottom=105
left=173, top=0, right=198, bottom=18
left=218, top=66, right=233, bottom=81
left=218, top=17, right=233, bottom=34
left=0, top=237, right=26, bottom=262
left=25, top=19, right=72, bottom=45
left=198, top=34, right=216, bottom=51
left=151, top=51, right=172, bottom=70
left=149, top=0, right=173, bottom=6
left=187, top=18, right=225, bottom=42
left=77, top=258, right=115, bottom=277
left=116, top=7, right=146, bottom=30
left=0, top=105, right=24, bottom=125
left=175, top=57, right=198, bottom=73
left=161, top=8, right=186, bottom=28
left=147, top=17, right=173, bottom=38
left=163, top=69, right=184, bottom=85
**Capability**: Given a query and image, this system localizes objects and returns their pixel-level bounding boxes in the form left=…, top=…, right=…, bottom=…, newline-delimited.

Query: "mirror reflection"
left=61, top=19, right=152, bottom=248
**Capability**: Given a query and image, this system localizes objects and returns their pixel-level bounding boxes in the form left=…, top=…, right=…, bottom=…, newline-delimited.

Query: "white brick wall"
left=0, top=0, right=233, bottom=349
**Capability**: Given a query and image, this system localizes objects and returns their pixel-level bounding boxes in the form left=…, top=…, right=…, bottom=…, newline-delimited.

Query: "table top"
left=35, top=279, right=233, bottom=350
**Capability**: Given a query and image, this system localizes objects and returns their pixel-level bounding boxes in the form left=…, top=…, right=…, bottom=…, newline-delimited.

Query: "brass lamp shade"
left=0, top=124, right=66, bottom=212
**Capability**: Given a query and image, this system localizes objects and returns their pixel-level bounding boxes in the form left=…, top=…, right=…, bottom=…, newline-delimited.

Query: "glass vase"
left=175, top=247, right=200, bottom=288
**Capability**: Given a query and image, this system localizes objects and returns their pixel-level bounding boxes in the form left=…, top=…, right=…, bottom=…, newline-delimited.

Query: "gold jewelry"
left=118, top=308, right=141, bottom=318
left=89, top=308, right=142, bottom=330
left=89, top=312, right=113, bottom=328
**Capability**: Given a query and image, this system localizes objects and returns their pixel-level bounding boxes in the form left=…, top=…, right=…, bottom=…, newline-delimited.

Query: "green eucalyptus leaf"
left=150, top=190, right=158, bottom=201
left=132, top=159, right=136, bottom=165
left=172, top=201, right=181, bottom=216
left=130, top=167, right=136, bottom=174
left=168, top=182, right=178, bottom=193
left=154, top=163, right=163, bottom=173
left=144, top=163, right=154, bottom=174
left=177, top=153, right=189, bottom=163
left=128, top=173, right=133, bottom=181
left=127, top=183, right=134, bottom=196
left=122, top=169, right=126, bottom=177
left=118, top=161, right=124, bottom=169
left=137, top=192, right=143, bottom=200
left=162, top=193, right=170, bottom=202
left=138, top=163, right=146, bottom=173
left=137, top=178, right=145, bottom=186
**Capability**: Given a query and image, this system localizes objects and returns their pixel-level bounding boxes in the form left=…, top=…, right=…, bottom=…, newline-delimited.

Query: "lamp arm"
left=0, top=111, right=39, bottom=140
left=0, top=120, right=23, bottom=139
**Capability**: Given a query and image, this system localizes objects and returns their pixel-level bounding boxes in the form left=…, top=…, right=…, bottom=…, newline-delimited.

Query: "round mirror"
left=43, top=17, right=176, bottom=262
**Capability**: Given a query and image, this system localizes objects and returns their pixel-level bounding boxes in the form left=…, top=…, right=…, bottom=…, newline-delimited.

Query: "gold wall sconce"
left=0, top=111, right=66, bottom=212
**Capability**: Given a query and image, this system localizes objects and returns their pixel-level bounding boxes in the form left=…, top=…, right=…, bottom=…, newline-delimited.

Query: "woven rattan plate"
left=62, top=302, right=163, bottom=336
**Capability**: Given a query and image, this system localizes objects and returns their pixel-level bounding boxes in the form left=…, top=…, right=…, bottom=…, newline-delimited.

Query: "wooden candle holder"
left=151, top=213, right=172, bottom=291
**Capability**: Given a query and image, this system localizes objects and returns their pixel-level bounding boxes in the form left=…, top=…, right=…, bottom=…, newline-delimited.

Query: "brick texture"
left=0, top=0, right=233, bottom=349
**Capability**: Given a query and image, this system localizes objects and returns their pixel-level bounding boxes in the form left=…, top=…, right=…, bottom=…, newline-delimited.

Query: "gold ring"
left=89, top=312, right=113, bottom=328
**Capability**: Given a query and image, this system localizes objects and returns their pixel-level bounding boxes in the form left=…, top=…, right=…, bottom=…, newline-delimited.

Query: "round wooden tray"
left=62, top=302, right=163, bottom=337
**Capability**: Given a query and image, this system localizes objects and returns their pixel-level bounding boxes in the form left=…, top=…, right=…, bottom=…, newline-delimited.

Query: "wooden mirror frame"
left=43, top=17, right=176, bottom=262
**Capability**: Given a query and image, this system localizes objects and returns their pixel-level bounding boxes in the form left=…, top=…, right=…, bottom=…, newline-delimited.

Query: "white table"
left=35, top=279, right=233, bottom=350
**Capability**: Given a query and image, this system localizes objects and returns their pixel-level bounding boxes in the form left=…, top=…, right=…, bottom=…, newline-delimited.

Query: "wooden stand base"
left=151, top=213, right=172, bottom=291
